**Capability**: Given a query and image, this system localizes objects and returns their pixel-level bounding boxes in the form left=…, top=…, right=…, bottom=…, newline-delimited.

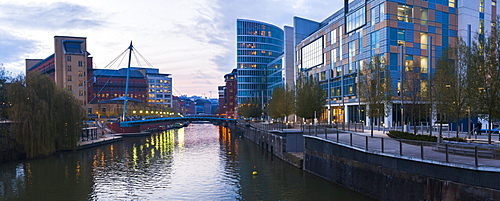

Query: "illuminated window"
left=405, top=55, right=414, bottom=71
left=78, top=80, right=83, bottom=86
left=397, top=4, right=413, bottom=23
left=420, top=56, right=428, bottom=73
left=420, top=33, right=428, bottom=49
left=67, top=75, right=72, bottom=81
left=421, top=8, right=428, bottom=25
left=421, top=80, right=428, bottom=96
left=449, top=0, right=455, bottom=7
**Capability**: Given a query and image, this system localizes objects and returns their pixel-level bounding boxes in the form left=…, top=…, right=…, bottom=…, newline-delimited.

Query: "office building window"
left=420, top=56, right=428, bottom=73
left=420, top=33, right=429, bottom=49
left=421, top=8, right=428, bottom=25
left=398, top=29, right=406, bottom=46
left=301, top=37, right=324, bottom=69
left=397, top=4, right=413, bottom=23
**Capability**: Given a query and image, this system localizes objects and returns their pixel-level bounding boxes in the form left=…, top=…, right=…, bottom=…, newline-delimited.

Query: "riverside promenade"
left=251, top=122, right=500, bottom=168
left=303, top=125, right=500, bottom=168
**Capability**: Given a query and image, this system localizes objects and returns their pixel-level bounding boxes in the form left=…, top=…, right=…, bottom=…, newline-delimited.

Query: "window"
left=78, top=80, right=84, bottom=86
left=331, top=29, right=337, bottom=44
left=346, top=6, right=366, bottom=33
left=301, top=37, right=324, bottom=69
left=398, top=29, right=406, bottom=46
left=78, top=61, right=83, bottom=67
left=420, top=33, right=429, bottom=49
left=67, top=65, right=72, bottom=71
left=449, top=0, right=456, bottom=7
left=421, top=8, right=428, bottom=25
left=67, top=85, right=72, bottom=91
left=67, top=75, right=72, bottom=81
left=420, top=56, right=428, bottom=73
left=421, top=80, right=428, bottom=96
left=78, top=71, right=83, bottom=77
left=66, top=55, right=71, bottom=61
left=405, top=55, right=414, bottom=71
left=370, top=31, right=380, bottom=56
left=397, top=4, right=413, bottom=23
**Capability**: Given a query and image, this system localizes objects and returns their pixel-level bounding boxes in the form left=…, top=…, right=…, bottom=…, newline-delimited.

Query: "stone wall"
left=304, top=136, right=500, bottom=201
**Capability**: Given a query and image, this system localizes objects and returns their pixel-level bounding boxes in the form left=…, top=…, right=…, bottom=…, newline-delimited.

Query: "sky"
left=0, top=0, right=343, bottom=97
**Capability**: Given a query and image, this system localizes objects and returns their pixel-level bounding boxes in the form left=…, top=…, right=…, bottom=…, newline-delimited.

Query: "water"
left=0, top=124, right=373, bottom=200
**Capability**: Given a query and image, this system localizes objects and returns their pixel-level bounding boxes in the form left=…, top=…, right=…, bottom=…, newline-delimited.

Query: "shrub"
left=387, top=130, right=438, bottom=142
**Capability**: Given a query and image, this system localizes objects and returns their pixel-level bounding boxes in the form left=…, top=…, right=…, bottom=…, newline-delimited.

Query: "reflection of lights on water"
left=75, top=161, right=81, bottom=180
left=177, top=128, right=185, bottom=150
left=133, top=145, right=138, bottom=169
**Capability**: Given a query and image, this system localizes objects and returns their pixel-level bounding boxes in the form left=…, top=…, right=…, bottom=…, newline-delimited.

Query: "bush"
left=387, top=130, right=437, bottom=142
left=443, top=137, right=467, bottom=142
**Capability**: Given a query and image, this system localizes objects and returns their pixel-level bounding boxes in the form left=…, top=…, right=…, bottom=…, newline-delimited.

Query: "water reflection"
left=0, top=124, right=373, bottom=200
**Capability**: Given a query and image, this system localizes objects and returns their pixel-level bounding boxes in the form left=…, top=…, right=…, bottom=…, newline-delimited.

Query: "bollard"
left=350, top=133, right=353, bottom=146
left=365, top=136, right=368, bottom=151
left=420, top=142, right=424, bottom=159
left=381, top=138, right=384, bottom=153
left=475, top=146, right=479, bottom=167
left=445, top=143, right=449, bottom=163
left=399, top=140, right=403, bottom=156
left=336, top=131, right=339, bottom=142
left=325, top=128, right=327, bottom=139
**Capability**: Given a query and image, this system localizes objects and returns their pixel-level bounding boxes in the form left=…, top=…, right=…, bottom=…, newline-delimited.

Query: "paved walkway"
left=293, top=125, right=500, bottom=169
left=78, top=134, right=122, bottom=150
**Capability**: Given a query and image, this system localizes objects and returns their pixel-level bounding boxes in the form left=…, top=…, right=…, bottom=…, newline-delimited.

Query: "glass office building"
left=294, top=0, right=487, bottom=126
left=236, top=19, right=284, bottom=105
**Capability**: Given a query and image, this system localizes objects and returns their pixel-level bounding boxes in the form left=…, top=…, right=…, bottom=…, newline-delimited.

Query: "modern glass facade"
left=294, top=0, right=479, bottom=126
left=237, top=19, right=284, bottom=105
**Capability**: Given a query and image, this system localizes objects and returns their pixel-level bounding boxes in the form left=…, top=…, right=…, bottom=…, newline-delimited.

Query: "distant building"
left=26, top=36, right=92, bottom=106
left=131, top=67, right=173, bottom=108
left=217, top=69, right=237, bottom=118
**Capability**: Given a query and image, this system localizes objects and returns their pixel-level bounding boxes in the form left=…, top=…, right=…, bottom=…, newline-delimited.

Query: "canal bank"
left=231, top=122, right=500, bottom=201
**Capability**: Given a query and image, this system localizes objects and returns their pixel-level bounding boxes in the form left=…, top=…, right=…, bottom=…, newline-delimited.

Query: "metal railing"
left=304, top=129, right=500, bottom=168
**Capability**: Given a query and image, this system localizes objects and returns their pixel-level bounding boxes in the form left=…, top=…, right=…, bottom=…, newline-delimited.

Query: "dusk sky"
left=0, top=0, right=342, bottom=97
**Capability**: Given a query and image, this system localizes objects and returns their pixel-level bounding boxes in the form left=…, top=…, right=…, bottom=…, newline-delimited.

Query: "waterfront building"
left=26, top=36, right=91, bottom=107
left=217, top=69, right=237, bottom=118
left=131, top=67, right=173, bottom=108
left=293, top=0, right=495, bottom=127
left=236, top=19, right=284, bottom=106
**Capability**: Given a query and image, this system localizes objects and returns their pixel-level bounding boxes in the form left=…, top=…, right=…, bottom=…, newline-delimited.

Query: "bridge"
left=107, top=115, right=237, bottom=133
left=119, top=115, right=237, bottom=128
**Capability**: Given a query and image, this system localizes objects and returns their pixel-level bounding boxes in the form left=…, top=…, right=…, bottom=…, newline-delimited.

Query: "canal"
left=0, top=124, right=373, bottom=200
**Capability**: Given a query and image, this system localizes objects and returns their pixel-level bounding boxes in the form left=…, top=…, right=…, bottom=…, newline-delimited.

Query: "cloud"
left=0, top=31, right=38, bottom=64
left=0, top=2, right=104, bottom=30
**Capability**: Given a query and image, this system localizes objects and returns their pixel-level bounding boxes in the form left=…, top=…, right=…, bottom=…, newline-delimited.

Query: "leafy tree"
left=433, top=45, right=469, bottom=141
left=295, top=78, right=325, bottom=120
left=238, top=97, right=262, bottom=119
left=0, top=67, right=10, bottom=119
left=466, top=23, right=500, bottom=144
left=6, top=72, right=84, bottom=158
left=359, top=56, right=392, bottom=137
left=268, top=86, right=294, bottom=122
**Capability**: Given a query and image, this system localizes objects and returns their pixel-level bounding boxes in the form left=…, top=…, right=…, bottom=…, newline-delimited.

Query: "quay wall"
left=304, top=136, right=500, bottom=201
left=231, top=123, right=303, bottom=168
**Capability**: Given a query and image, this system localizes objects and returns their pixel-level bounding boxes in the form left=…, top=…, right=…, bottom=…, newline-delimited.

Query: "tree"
left=0, top=67, right=10, bottom=119
left=237, top=97, right=262, bottom=119
left=466, top=22, right=500, bottom=144
left=6, top=72, right=84, bottom=158
left=295, top=78, right=326, bottom=121
left=359, top=56, right=392, bottom=137
left=268, top=86, right=295, bottom=122
left=433, top=44, right=469, bottom=141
